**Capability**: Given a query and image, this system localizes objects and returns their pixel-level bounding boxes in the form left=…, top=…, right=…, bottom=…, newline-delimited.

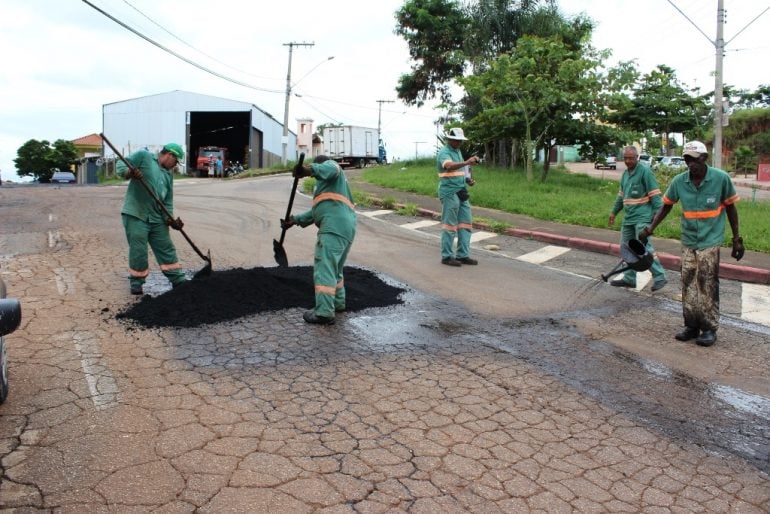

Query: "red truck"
left=195, top=146, right=229, bottom=177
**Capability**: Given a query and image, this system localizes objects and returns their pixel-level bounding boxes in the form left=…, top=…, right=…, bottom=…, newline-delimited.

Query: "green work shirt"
left=293, top=160, right=357, bottom=242
left=116, top=149, right=174, bottom=223
left=436, top=144, right=466, bottom=199
left=662, top=166, right=739, bottom=249
left=611, top=163, right=662, bottom=225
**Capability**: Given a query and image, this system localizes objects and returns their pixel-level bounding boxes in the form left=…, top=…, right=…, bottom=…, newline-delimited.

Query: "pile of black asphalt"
left=117, top=266, right=407, bottom=329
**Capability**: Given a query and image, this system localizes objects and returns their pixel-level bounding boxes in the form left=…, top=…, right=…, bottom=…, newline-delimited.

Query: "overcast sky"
left=1, top=0, right=768, bottom=182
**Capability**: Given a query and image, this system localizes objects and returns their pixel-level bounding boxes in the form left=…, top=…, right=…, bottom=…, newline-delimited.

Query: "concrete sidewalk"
left=346, top=169, right=770, bottom=285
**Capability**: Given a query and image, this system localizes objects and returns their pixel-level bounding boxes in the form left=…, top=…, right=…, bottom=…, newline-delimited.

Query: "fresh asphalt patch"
left=117, top=266, right=407, bottom=329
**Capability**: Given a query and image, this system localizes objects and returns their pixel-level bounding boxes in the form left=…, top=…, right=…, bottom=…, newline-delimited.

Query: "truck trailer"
left=322, top=126, right=383, bottom=168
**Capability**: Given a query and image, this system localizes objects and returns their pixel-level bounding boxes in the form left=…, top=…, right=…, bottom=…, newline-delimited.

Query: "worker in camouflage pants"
left=117, top=143, right=187, bottom=295
left=282, top=155, right=357, bottom=325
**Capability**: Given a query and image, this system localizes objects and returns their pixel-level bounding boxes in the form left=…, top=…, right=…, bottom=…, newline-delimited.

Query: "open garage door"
left=186, top=111, right=251, bottom=176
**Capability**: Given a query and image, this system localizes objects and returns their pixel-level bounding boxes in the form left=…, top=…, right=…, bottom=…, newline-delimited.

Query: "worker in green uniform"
left=116, top=143, right=187, bottom=295
left=608, top=145, right=667, bottom=291
left=436, top=127, right=480, bottom=266
left=641, top=140, right=744, bottom=347
left=282, top=155, right=357, bottom=325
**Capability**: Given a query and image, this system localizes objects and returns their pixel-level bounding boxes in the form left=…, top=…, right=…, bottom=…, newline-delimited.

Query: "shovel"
left=100, top=133, right=213, bottom=278
left=273, top=153, right=305, bottom=267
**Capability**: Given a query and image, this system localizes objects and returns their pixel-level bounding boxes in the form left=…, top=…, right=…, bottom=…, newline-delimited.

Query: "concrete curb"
left=406, top=204, right=770, bottom=286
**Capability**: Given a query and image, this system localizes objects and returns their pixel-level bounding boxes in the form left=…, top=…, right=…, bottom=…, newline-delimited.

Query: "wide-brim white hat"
left=445, top=127, right=468, bottom=141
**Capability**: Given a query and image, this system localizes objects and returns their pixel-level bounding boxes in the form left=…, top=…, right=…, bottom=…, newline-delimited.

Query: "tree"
left=14, top=139, right=78, bottom=182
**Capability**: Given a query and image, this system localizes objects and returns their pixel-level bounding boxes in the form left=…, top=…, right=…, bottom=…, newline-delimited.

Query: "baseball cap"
left=163, top=143, right=185, bottom=160
left=682, top=140, right=707, bottom=158
left=445, top=127, right=468, bottom=141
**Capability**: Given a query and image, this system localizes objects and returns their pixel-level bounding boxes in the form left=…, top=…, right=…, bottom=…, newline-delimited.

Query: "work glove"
left=638, top=226, right=653, bottom=244
left=281, top=216, right=295, bottom=230
left=731, top=236, right=745, bottom=261
left=126, top=167, right=143, bottom=180
left=167, top=217, right=184, bottom=231
left=293, top=163, right=311, bottom=178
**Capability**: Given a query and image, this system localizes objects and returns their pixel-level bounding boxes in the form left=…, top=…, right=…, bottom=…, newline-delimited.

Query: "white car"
left=594, top=156, right=617, bottom=170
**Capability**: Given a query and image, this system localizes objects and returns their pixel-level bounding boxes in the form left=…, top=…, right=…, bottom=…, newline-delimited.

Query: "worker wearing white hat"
left=640, top=140, right=744, bottom=347
left=436, top=128, right=480, bottom=266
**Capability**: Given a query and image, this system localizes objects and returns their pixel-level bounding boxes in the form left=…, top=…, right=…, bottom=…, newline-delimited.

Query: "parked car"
left=655, top=156, right=686, bottom=170
left=594, top=156, right=617, bottom=170
left=0, top=276, right=22, bottom=404
left=51, top=171, right=76, bottom=183
left=639, top=154, right=652, bottom=166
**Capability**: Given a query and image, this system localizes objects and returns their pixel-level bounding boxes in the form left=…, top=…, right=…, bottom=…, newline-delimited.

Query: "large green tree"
left=14, top=139, right=78, bottom=182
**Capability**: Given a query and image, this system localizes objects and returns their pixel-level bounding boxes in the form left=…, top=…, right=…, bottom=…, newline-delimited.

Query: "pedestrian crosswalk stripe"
left=470, top=231, right=497, bottom=243
left=402, top=220, right=440, bottom=230
left=517, top=245, right=571, bottom=264
left=741, top=283, right=770, bottom=325
left=360, top=210, right=392, bottom=218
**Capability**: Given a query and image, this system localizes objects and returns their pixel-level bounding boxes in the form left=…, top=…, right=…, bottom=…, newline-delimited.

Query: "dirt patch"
left=117, top=266, right=407, bottom=329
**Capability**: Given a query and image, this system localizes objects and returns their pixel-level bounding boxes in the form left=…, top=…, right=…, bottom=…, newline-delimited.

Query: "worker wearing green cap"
left=116, top=143, right=188, bottom=295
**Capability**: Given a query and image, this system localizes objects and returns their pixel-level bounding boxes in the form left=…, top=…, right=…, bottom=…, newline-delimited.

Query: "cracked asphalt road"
left=0, top=179, right=768, bottom=512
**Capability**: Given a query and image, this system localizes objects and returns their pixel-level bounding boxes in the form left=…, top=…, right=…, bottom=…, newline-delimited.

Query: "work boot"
left=695, top=330, right=717, bottom=347
left=442, top=258, right=462, bottom=267
left=651, top=278, right=668, bottom=291
left=674, top=326, right=700, bottom=341
left=130, top=284, right=143, bottom=295
left=609, top=278, right=635, bottom=288
left=457, top=257, right=478, bottom=265
left=303, top=310, right=335, bottom=325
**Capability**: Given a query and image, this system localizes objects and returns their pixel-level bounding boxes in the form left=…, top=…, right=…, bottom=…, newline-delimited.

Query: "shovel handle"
left=279, top=153, right=305, bottom=245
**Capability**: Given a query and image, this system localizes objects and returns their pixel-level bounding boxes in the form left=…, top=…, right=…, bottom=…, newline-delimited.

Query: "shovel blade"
left=273, top=239, right=288, bottom=268
left=192, top=251, right=213, bottom=279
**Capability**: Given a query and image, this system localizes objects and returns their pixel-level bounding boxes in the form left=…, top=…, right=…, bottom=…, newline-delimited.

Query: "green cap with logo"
left=163, top=143, right=184, bottom=160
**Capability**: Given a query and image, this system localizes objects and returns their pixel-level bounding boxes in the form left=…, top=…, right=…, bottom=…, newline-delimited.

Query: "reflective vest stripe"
left=682, top=206, right=724, bottom=219
left=160, top=262, right=182, bottom=271
left=129, top=268, right=150, bottom=278
left=313, top=192, right=354, bottom=210
left=315, top=284, right=336, bottom=295
left=438, top=171, right=465, bottom=178
left=442, top=224, right=457, bottom=231
left=458, top=223, right=473, bottom=230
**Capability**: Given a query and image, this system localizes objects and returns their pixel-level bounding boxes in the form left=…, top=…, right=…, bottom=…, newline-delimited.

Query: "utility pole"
left=375, top=100, right=394, bottom=139
left=413, top=141, right=426, bottom=160
left=282, top=42, right=314, bottom=166
left=714, top=0, right=725, bottom=168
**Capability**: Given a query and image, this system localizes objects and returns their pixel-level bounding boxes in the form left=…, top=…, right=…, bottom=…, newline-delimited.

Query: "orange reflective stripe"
left=723, top=193, right=740, bottom=205
left=442, top=224, right=457, bottom=231
left=623, top=197, right=650, bottom=205
left=663, top=195, right=676, bottom=205
left=313, top=192, right=355, bottom=209
left=648, top=189, right=661, bottom=196
left=438, top=171, right=465, bottom=178
left=160, top=262, right=182, bottom=271
left=315, top=284, right=336, bottom=295
left=458, top=223, right=473, bottom=230
left=682, top=206, right=724, bottom=219
left=129, top=268, right=149, bottom=278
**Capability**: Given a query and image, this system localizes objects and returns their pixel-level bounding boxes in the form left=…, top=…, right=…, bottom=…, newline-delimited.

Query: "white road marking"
left=402, top=220, right=440, bottom=230
left=361, top=210, right=392, bottom=218
left=470, top=231, right=497, bottom=243
left=53, top=268, right=75, bottom=295
left=74, top=333, right=120, bottom=410
left=48, top=230, right=60, bottom=248
left=517, top=245, right=571, bottom=264
left=48, top=214, right=56, bottom=222
left=742, top=283, right=770, bottom=325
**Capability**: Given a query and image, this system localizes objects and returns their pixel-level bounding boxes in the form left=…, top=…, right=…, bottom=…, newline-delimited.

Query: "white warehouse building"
left=102, top=90, right=296, bottom=173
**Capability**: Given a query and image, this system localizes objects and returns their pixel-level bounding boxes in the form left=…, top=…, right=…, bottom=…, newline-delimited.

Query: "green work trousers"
left=440, top=193, right=472, bottom=260
left=313, top=232, right=352, bottom=318
left=122, top=214, right=186, bottom=287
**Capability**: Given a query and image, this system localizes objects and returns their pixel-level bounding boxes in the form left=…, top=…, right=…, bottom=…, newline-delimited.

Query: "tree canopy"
left=14, top=139, right=78, bottom=182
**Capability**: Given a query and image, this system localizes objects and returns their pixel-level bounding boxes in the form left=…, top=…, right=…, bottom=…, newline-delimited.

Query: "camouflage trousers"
left=681, top=246, right=720, bottom=331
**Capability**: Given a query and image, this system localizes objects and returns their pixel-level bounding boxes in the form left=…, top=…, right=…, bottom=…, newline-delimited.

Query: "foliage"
left=722, top=107, right=770, bottom=158
left=396, top=203, right=419, bottom=216
left=732, top=146, right=756, bottom=177
left=360, top=162, right=770, bottom=253
left=14, top=139, right=79, bottom=182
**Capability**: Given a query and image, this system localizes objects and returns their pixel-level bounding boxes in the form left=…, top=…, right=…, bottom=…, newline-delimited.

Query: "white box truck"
left=322, top=125, right=382, bottom=168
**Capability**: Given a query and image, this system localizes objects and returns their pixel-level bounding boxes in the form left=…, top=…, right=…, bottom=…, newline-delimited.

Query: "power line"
left=81, top=0, right=283, bottom=94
